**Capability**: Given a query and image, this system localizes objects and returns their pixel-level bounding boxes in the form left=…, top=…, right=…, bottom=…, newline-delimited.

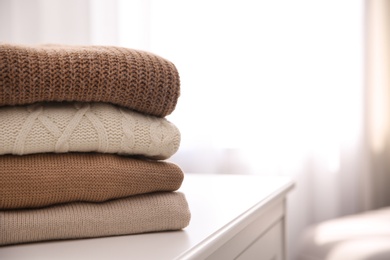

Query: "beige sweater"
left=0, top=102, right=180, bottom=159
left=0, top=192, right=191, bottom=246
left=0, top=153, right=184, bottom=209
left=0, top=43, right=180, bottom=117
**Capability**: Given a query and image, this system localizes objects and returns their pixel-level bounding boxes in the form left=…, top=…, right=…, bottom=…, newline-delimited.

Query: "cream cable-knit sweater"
left=0, top=102, right=180, bottom=159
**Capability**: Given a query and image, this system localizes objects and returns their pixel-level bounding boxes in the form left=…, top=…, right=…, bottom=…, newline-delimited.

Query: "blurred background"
left=1, top=0, right=389, bottom=259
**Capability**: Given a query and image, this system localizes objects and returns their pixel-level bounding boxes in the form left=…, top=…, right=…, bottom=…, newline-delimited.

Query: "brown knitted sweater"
left=0, top=43, right=180, bottom=117
left=0, top=153, right=184, bottom=209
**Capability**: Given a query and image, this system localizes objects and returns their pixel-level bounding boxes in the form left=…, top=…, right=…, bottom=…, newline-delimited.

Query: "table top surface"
left=0, top=173, right=294, bottom=260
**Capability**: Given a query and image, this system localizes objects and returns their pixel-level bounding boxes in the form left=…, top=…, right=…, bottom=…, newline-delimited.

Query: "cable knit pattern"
left=0, top=102, right=180, bottom=159
left=0, top=153, right=184, bottom=209
left=0, top=192, right=191, bottom=246
left=0, top=43, right=180, bottom=117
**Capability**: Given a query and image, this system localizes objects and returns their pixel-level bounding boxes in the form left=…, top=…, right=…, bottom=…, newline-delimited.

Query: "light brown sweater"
left=0, top=192, right=191, bottom=246
left=0, top=43, right=180, bottom=117
left=0, top=153, right=184, bottom=209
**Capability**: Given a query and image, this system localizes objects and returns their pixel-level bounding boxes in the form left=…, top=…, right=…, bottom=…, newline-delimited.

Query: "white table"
left=0, top=174, right=294, bottom=260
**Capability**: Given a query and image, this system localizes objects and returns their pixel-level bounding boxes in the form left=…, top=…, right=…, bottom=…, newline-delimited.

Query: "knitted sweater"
left=0, top=153, right=184, bottom=209
left=0, top=102, right=180, bottom=159
left=0, top=192, right=191, bottom=246
left=0, top=43, right=180, bottom=117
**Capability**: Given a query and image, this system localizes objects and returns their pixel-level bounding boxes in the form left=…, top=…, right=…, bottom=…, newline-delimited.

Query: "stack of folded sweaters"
left=0, top=43, right=191, bottom=246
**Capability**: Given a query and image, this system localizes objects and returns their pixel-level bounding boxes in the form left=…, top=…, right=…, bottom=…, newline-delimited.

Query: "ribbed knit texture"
left=0, top=192, right=191, bottom=246
left=0, top=43, right=180, bottom=117
left=0, top=43, right=190, bottom=245
left=0, top=153, right=184, bottom=209
left=0, top=102, right=180, bottom=159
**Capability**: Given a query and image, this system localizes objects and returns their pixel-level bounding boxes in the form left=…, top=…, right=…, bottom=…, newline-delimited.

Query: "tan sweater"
left=0, top=43, right=180, bottom=117
left=0, top=102, right=180, bottom=159
left=0, top=192, right=191, bottom=246
left=0, top=153, right=184, bottom=209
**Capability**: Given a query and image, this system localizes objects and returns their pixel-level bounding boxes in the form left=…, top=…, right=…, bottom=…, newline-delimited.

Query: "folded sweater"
left=0, top=153, right=184, bottom=209
left=0, top=192, right=191, bottom=246
left=0, top=102, right=180, bottom=159
left=0, top=43, right=180, bottom=117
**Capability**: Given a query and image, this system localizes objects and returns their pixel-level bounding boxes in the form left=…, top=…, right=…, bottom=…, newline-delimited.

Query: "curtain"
left=364, top=0, right=390, bottom=210
left=0, top=1, right=377, bottom=260
left=0, top=0, right=91, bottom=45
left=143, top=2, right=365, bottom=258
